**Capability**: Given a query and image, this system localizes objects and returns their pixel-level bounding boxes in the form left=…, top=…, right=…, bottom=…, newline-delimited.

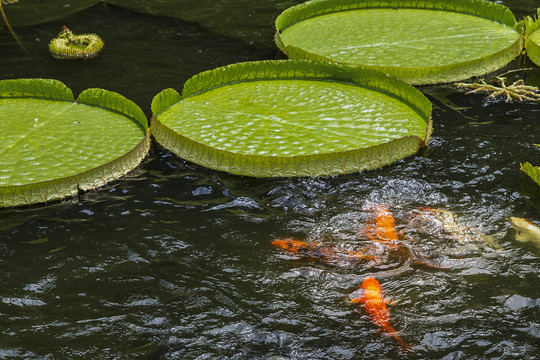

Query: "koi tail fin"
left=390, top=331, right=414, bottom=353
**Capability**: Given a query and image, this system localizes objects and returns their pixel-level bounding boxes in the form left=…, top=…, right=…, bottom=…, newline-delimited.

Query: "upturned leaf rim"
left=0, top=78, right=150, bottom=207
left=525, top=8, right=540, bottom=67
left=151, top=60, right=432, bottom=178
left=275, top=0, right=523, bottom=85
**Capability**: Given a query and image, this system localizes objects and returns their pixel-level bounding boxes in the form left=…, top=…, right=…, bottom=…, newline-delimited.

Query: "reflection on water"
left=0, top=4, right=274, bottom=114
left=1, top=139, right=538, bottom=359
left=1, top=1, right=539, bottom=359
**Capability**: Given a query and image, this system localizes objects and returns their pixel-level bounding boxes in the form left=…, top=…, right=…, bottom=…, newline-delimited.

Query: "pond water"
left=1, top=1, right=539, bottom=359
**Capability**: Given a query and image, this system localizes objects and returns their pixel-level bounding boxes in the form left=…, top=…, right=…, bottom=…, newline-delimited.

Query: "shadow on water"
left=0, top=3, right=277, bottom=114
left=0, top=1, right=539, bottom=359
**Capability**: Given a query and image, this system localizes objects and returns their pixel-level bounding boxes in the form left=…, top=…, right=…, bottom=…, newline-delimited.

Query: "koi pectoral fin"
left=412, top=254, right=452, bottom=270
left=408, top=247, right=451, bottom=270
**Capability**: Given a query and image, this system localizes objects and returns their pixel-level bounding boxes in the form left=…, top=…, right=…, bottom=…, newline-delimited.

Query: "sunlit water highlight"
left=0, top=1, right=539, bottom=359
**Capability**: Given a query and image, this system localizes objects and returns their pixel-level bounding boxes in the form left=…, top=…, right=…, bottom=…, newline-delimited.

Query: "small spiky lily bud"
left=49, top=26, right=104, bottom=60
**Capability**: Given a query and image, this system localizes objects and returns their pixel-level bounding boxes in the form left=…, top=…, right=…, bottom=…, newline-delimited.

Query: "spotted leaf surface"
left=276, top=0, right=523, bottom=84
left=0, top=79, right=150, bottom=207
left=151, top=60, right=432, bottom=177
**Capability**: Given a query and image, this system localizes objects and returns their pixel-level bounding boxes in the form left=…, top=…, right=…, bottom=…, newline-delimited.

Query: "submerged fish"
left=350, top=277, right=412, bottom=352
left=271, top=238, right=376, bottom=263
left=408, top=207, right=509, bottom=250
left=364, top=205, right=400, bottom=244
left=271, top=238, right=311, bottom=253
left=272, top=205, right=449, bottom=270
left=362, top=205, right=448, bottom=269
left=511, top=217, right=540, bottom=250
left=408, top=207, right=487, bottom=243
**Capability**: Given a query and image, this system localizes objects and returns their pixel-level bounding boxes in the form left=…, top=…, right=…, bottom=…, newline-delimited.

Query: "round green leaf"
left=151, top=60, right=432, bottom=178
left=275, top=0, right=523, bottom=85
left=0, top=79, right=150, bottom=207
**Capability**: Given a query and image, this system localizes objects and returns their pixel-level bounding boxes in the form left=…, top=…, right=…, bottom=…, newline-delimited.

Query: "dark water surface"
left=1, top=1, right=539, bottom=359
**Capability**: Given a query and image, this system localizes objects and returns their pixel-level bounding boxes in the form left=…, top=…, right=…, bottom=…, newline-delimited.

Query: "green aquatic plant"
left=521, top=145, right=540, bottom=188
left=275, top=0, right=523, bottom=84
left=454, top=77, right=540, bottom=102
left=0, top=78, right=150, bottom=208
left=524, top=8, right=540, bottom=66
left=151, top=60, right=432, bottom=178
left=521, top=162, right=540, bottom=185
left=49, top=26, right=104, bottom=59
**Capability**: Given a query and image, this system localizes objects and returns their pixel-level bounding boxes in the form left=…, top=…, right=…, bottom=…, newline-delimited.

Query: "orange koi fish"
left=361, top=205, right=450, bottom=269
left=271, top=238, right=311, bottom=253
left=350, top=277, right=412, bottom=352
left=364, top=205, right=401, bottom=244
left=271, top=238, right=375, bottom=262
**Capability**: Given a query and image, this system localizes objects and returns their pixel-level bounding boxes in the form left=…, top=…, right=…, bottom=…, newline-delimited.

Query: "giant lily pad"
left=0, top=0, right=100, bottom=27
left=0, top=79, right=150, bottom=207
left=151, top=60, right=432, bottom=177
left=525, top=9, right=540, bottom=66
left=105, top=0, right=305, bottom=47
left=275, top=0, right=524, bottom=85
